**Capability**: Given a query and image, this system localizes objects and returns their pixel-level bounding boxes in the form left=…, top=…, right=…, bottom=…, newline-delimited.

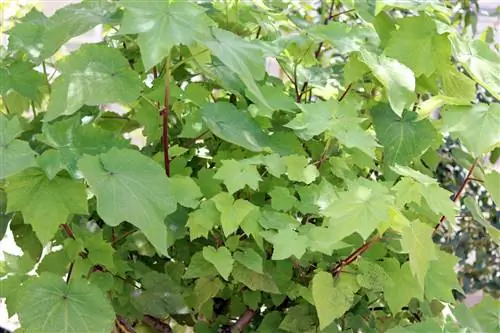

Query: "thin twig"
left=65, top=261, right=74, bottom=284
left=255, top=26, right=261, bottom=39
left=231, top=309, right=256, bottom=332
left=152, top=66, right=158, bottom=79
left=293, top=63, right=300, bottom=102
left=61, top=224, right=76, bottom=239
left=433, top=158, right=479, bottom=233
left=330, top=236, right=381, bottom=276
left=338, top=83, right=353, bottom=102
left=111, top=229, right=137, bottom=246
left=330, top=8, right=355, bottom=20
left=162, top=56, right=171, bottom=177
left=42, top=61, right=51, bottom=93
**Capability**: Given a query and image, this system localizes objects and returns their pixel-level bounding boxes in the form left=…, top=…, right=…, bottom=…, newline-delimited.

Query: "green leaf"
left=270, top=187, right=298, bottom=212
left=7, top=2, right=116, bottom=62
left=359, top=50, right=415, bottom=115
left=205, top=28, right=272, bottom=110
left=484, top=171, right=500, bottom=206
left=261, top=228, right=308, bottom=260
left=214, top=159, right=262, bottom=194
left=464, top=197, right=500, bottom=242
left=285, top=100, right=336, bottom=141
left=0, top=114, right=36, bottom=179
left=380, top=259, right=423, bottom=313
left=45, top=44, right=142, bottom=121
left=454, top=295, right=500, bottom=333
left=279, top=303, right=317, bottom=333
left=233, top=248, right=264, bottom=274
left=312, top=271, right=360, bottom=330
left=133, top=271, right=189, bottom=317
left=231, top=262, right=280, bottom=294
left=301, top=225, right=350, bottom=255
left=356, top=258, right=390, bottom=292
left=323, top=179, right=394, bottom=242
left=309, top=22, right=379, bottom=54
left=6, top=168, right=87, bottom=244
left=246, top=85, right=297, bottom=118
left=202, top=102, right=271, bottom=152
left=425, top=250, right=462, bottom=302
left=78, top=148, right=178, bottom=256
left=283, top=155, right=319, bottom=184
left=385, top=15, right=450, bottom=77
left=438, top=65, right=476, bottom=103
left=401, top=221, right=437, bottom=289
left=441, top=103, right=500, bottom=156
left=17, top=273, right=115, bottom=333
left=184, top=251, right=218, bottom=279
left=0, top=61, right=45, bottom=100
left=192, top=277, right=224, bottom=310
left=84, top=232, right=115, bottom=271
left=186, top=200, right=220, bottom=240
left=202, top=246, right=234, bottom=281
left=169, top=175, right=202, bottom=208
left=386, top=319, right=442, bottom=333
left=372, top=105, right=439, bottom=166
left=220, top=199, right=257, bottom=237
left=120, top=0, right=213, bottom=70
left=452, top=37, right=500, bottom=99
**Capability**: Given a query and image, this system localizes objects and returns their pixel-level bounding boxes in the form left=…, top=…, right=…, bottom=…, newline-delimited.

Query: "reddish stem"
left=61, top=224, right=75, bottom=239
left=433, top=158, right=479, bottom=233
left=330, top=236, right=380, bottom=276
left=143, top=315, right=172, bottom=333
left=231, top=309, right=256, bottom=332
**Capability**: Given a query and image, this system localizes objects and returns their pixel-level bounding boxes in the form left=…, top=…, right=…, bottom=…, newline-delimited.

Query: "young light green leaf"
left=309, top=22, right=380, bottom=54
left=385, top=15, right=450, bottom=77
left=0, top=115, right=36, bottom=179
left=301, top=225, right=350, bottom=255
left=119, top=0, right=213, bottom=70
left=6, top=168, right=87, bottom=244
left=220, top=199, right=257, bottom=237
left=7, top=2, right=116, bottom=63
left=380, top=259, right=423, bottom=313
left=214, top=159, right=262, bottom=194
left=169, top=175, right=202, bottom=208
left=372, top=104, right=439, bottom=166
left=270, top=187, right=298, bottom=212
left=202, top=246, right=234, bottom=281
left=312, top=271, right=360, bottom=330
left=283, top=155, right=319, bottom=184
left=186, top=200, right=220, bottom=240
left=202, top=102, right=271, bottom=152
left=45, top=44, right=142, bottom=121
left=425, top=250, right=462, bottom=303
left=261, top=228, right=308, bottom=260
left=323, top=179, right=394, bottom=242
left=183, top=252, right=218, bottom=279
left=441, top=103, right=500, bottom=156
left=401, top=221, right=437, bottom=289
left=17, top=273, right=115, bottom=333
left=78, top=148, right=178, bottom=256
left=285, top=99, right=337, bottom=141
left=359, top=50, right=415, bottom=115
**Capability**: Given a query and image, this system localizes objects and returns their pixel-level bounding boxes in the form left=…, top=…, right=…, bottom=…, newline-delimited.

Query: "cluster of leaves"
left=0, top=1, right=499, bottom=333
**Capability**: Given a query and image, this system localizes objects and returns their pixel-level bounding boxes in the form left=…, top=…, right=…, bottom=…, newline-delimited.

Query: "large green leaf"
left=261, top=228, right=308, bottom=260
left=484, top=171, right=500, bottom=206
left=45, top=44, right=143, bottom=121
left=0, top=114, right=36, bottom=179
left=7, top=2, right=116, bottom=63
left=452, top=37, right=500, bottom=99
left=323, top=178, right=394, bottom=243
left=372, top=105, right=439, bottom=166
left=119, top=0, right=214, bottom=70
left=312, top=271, right=360, bottom=330
left=401, top=221, right=437, bottom=289
left=17, top=273, right=115, bottom=333
left=441, top=103, right=500, bottom=156
left=202, top=102, right=271, bottom=152
left=385, top=15, right=450, bottom=77
left=205, top=28, right=272, bottom=110
left=78, top=148, right=179, bottom=256
left=202, top=246, right=234, bottom=281
left=6, top=168, right=88, bottom=244
left=425, top=250, right=462, bottom=303
left=0, top=61, right=45, bottom=100
left=359, top=50, right=415, bottom=115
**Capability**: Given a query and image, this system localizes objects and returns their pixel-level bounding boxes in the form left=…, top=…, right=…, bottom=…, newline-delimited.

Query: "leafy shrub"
left=1, top=1, right=499, bottom=332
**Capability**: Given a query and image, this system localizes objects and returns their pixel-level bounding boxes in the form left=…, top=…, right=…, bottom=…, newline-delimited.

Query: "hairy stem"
left=162, top=56, right=171, bottom=177
left=433, top=158, right=479, bottom=233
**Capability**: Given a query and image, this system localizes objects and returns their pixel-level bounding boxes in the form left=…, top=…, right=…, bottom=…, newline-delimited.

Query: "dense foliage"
left=0, top=1, right=499, bottom=332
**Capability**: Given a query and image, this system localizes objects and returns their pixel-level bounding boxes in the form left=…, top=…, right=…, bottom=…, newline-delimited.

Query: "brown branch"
left=61, top=223, right=75, bottom=239
left=162, top=57, right=171, bottom=177
left=115, top=316, right=137, bottom=333
left=338, top=83, right=353, bottom=102
left=142, top=315, right=172, bottom=333
left=330, top=236, right=381, bottom=276
left=293, top=64, right=300, bottom=102
left=111, top=229, right=137, bottom=246
left=298, top=81, right=309, bottom=103
left=433, top=158, right=479, bottom=233
left=152, top=66, right=158, bottom=79
left=65, top=261, right=74, bottom=284
left=231, top=309, right=256, bottom=332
